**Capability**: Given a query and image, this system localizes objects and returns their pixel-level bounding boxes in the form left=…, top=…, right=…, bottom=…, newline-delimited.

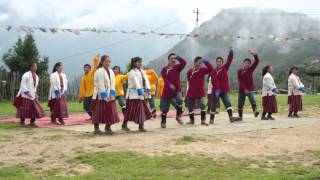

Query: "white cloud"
left=1, top=0, right=319, bottom=32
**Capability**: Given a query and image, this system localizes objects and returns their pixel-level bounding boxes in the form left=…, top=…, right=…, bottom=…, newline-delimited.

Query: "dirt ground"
left=0, top=112, right=320, bottom=175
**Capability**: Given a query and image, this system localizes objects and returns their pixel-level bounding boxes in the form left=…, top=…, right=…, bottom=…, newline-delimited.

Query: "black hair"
left=130, top=57, right=142, bottom=71
left=168, top=53, right=176, bottom=60
left=289, top=66, right=298, bottom=76
left=98, top=55, right=109, bottom=68
left=52, top=62, right=62, bottom=73
left=262, top=65, right=272, bottom=76
left=216, top=56, right=223, bottom=63
left=28, top=61, right=36, bottom=70
left=113, top=66, right=121, bottom=72
left=194, top=56, right=202, bottom=63
left=83, top=64, right=91, bottom=69
left=243, top=58, right=251, bottom=64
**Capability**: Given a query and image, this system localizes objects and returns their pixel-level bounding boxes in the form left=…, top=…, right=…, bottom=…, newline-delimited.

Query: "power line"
left=50, top=20, right=181, bottom=62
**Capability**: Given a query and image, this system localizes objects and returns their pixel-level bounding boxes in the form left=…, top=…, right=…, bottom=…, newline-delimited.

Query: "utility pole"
left=193, top=8, right=199, bottom=28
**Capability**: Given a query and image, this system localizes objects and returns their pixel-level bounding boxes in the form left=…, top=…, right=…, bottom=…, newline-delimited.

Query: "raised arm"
left=248, top=49, right=259, bottom=72
left=176, top=55, right=187, bottom=72
left=224, top=48, right=234, bottom=71
left=92, top=55, right=100, bottom=72
left=202, top=59, right=213, bottom=74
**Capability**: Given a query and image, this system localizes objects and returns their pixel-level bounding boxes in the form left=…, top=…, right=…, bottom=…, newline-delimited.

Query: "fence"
left=0, top=71, right=81, bottom=102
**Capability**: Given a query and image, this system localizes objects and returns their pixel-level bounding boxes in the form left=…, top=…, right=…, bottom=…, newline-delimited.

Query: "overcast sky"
left=1, top=0, right=319, bottom=32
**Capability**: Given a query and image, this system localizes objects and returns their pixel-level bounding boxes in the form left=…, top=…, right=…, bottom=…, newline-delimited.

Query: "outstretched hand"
left=248, top=49, right=257, bottom=55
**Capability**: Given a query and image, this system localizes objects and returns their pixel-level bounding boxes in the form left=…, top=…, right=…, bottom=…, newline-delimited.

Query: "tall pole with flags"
left=193, top=8, right=199, bottom=28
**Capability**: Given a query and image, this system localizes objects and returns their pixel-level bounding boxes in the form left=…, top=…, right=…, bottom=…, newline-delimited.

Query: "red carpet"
left=0, top=111, right=200, bottom=128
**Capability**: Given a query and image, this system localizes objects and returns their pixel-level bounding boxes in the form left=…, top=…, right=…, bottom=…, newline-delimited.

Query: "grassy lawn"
left=0, top=150, right=320, bottom=179
left=0, top=101, right=84, bottom=118
left=1, top=94, right=319, bottom=118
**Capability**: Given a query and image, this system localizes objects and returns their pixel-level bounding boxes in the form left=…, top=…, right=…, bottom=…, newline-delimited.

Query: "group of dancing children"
left=14, top=47, right=305, bottom=135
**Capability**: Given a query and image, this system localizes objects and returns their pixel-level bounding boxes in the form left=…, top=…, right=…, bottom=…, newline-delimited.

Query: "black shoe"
left=139, top=128, right=147, bottom=132
left=188, top=113, right=195, bottom=125
left=105, top=127, right=114, bottom=135
left=293, top=114, right=300, bottom=118
left=254, top=111, right=259, bottom=118
left=210, top=114, right=215, bottom=124
left=161, top=123, right=166, bottom=128
left=94, top=129, right=104, bottom=135
left=267, top=116, right=275, bottom=120
left=28, top=123, right=38, bottom=128
left=261, top=116, right=268, bottom=120
left=58, top=118, right=65, bottom=125
left=230, top=117, right=242, bottom=123
left=201, top=121, right=209, bottom=126
left=121, top=125, right=130, bottom=132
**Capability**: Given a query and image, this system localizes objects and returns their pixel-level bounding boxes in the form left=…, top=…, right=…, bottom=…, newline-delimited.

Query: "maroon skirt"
left=288, top=95, right=303, bottom=112
left=91, top=99, right=120, bottom=125
left=16, top=97, right=45, bottom=119
left=125, top=99, right=152, bottom=124
left=262, top=95, right=278, bottom=113
left=48, top=95, right=68, bottom=119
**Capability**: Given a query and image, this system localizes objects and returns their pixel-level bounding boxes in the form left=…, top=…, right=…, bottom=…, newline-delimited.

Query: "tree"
left=2, top=34, right=49, bottom=76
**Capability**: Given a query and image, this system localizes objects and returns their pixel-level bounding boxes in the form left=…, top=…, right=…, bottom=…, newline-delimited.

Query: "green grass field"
left=0, top=94, right=320, bottom=179
left=1, top=94, right=319, bottom=117
left=0, top=149, right=320, bottom=179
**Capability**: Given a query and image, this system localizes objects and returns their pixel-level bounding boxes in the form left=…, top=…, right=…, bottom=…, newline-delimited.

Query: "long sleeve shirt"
left=79, top=55, right=99, bottom=99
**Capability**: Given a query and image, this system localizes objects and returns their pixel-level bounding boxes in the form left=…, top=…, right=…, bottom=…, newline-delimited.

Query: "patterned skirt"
left=288, top=95, right=303, bottom=112
left=125, top=99, right=152, bottom=124
left=48, top=95, right=69, bottom=119
left=16, top=97, right=45, bottom=119
left=262, top=95, right=278, bottom=113
left=91, top=99, right=120, bottom=125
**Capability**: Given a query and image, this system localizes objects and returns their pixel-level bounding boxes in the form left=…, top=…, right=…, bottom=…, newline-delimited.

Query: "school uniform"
left=125, top=68, right=152, bottom=126
left=208, top=69, right=221, bottom=123
left=79, top=55, right=99, bottom=117
left=146, top=69, right=159, bottom=114
left=48, top=72, right=69, bottom=121
left=91, top=67, right=120, bottom=125
left=206, top=76, right=220, bottom=113
left=237, top=54, right=260, bottom=118
left=14, top=71, right=45, bottom=124
left=160, top=56, right=186, bottom=126
left=262, top=72, right=278, bottom=113
left=288, top=73, right=303, bottom=113
left=156, top=77, right=164, bottom=98
left=186, top=61, right=213, bottom=123
left=215, top=50, right=240, bottom=122
left=115, top=74, right=128, bottom=110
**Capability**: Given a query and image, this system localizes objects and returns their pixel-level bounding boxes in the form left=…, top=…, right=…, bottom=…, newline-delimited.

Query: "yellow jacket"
left=79, top=55, right=99, bottom=99
left=156, top=77, right=164, bottom=98
left=146, top=69, right=158, bottom=95
left=115, top=74, right=128, bottom=97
